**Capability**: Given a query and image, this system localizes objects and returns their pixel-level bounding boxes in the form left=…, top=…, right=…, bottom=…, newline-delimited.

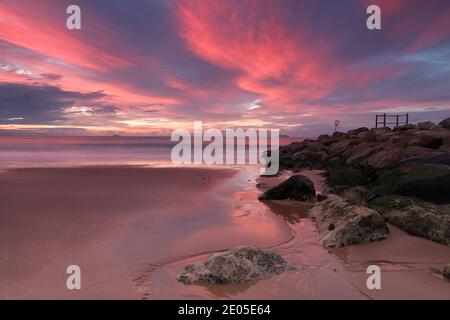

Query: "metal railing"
left=375, top=113, right=409, bottom=128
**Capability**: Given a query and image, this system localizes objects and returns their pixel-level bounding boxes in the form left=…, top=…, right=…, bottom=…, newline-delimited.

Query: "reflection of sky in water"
left=0, top=136, right=298, bottom=168
left=0, top=136, right=174, bottom=167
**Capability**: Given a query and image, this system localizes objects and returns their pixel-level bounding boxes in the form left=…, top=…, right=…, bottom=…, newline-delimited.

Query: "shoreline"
left=1, top=164, right=449, bottom=299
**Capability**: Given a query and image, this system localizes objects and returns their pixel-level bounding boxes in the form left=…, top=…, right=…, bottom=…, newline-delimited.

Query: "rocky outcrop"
left=258, top=175, right=316, bottom=201
left=309, top=195, right=389, bottom=247
left=325, top=185, right=368, bottom=205
left=176, top=246, right=295, bottom=284
left=369, top=195, right=450, bottom=245
left=278, top=119, right=450, bottom=171
left=370, top=164, right=450, bottom=203
left=274, top=119, right=450, bottom=245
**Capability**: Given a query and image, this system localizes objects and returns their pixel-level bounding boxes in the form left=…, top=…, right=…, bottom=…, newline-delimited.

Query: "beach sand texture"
left=0, top=166, right=449, bottom=299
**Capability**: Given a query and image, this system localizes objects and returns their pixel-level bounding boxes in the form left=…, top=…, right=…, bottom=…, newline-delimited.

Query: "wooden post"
left=375, top=115, right=378, bottom=128
left=396, top=114, right=399, bottom=127
left=383, top=113, right=386, bottom=127
left=406, top=113, right=409, bottom=125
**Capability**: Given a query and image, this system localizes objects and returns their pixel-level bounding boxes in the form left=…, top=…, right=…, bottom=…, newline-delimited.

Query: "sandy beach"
left=0, top=165, right=292, bottom=299
left=0, top=165, right=449, bottom=299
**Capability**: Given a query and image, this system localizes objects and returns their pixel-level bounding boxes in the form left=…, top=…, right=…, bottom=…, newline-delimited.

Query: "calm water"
left=0, top=135, right=301, bottom=168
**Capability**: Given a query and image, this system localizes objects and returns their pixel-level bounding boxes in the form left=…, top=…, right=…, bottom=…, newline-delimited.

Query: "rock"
left=348, top=127, right=369, bottom=135
left=317, top=134, right=335, bottom=146
left=400, top=153, right=450, bottom=166
left=371, top=165, right=450, bottom=203
left=293, top=150, right=326, bottom=164
left=372, top=127, right=391, bottom=135
left=366, top=148, right=402, bottom=168
left=417, top=121, right=435, bottom=130
left=329, top=139, right=360, bottom=157
left=442, top=264, right=450, bottom=279
left=393, top=124, right=415, bottom=132
left=308, top=195, right=389, bottom=247
left=325, top=165, right=372, bottom=187
left=279, top=121, right=450, bottom=172
left=439, top=118, right=450, bottom=129
left=422, top=130, right=450, bottom=146
left=401, top=146, right=439, bottom=159
left=258, top=175, right=316, bottom=201
left=326, top=185, right=369, bottom=205
left=176, top=246, right=295, bottom=284
left=358, top=130, right=377, bottom=142
left=407, top=135, right=443, bottom=149
left=369, top=195, right=450, bottom=245
left=333, top=131, right=345, bottom=137
left=346, top=143, right=383, bottom=165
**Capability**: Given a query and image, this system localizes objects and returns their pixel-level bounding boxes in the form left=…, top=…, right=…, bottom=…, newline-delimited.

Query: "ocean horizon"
left=0, top=135, right=302, bottom=168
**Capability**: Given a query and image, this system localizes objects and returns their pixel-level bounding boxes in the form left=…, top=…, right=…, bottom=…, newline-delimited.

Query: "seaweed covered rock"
left=369, top=195, right=450, bottom=245
left=325, top=185, right=369, bottom=205
left=176, top=246, right=295, bottom=284
left=325, top=164, right=375, bottom=188
left=308, top=195, right=389, bottom=247
left=258, top=175, right=316, bottom=201
left=370, top=165, right=450, bottom=203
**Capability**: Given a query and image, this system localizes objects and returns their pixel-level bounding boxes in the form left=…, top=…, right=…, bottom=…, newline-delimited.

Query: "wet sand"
left=1, top=166, right=449, bottom=299
left=335, top=225, right=450, bottom=300
left=144, top=170, right=366, bottom=300
left=0, top=166, right=293, bottom=299
left=145, top=169, right=449, bottom=300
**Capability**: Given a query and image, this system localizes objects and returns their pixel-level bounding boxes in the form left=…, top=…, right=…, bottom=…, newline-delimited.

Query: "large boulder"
left=317, top=134, right=335, bottom=146
left=421, top=129, right=450, bottom=146
left=369, top=195, right=450, bottom=245
left=329, top=139, right=360, bottom=157
left=357, top=130, right=377, bottom=142
left=309, top=195, right=389, bottom=247
left=407, top=135, right=443, bottom=149
left=176, top=246, right=295, bottom=284
left=346, top=143, right=383, bottom=165
left=371, top=165, right=450, bottom=203
left=400, top=146, right=440, bottom=159
left=365, top=148, right=402, bottom=168
left=258, top=175, right=316, bottom=201
left=439, top=118, right=450, bottom=129
left=325, top=165, right=372, bottom=187
left=325, top=185, right=369, bottom=205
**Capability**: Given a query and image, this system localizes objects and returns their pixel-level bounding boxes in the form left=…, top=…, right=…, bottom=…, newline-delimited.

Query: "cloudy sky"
left=1, top=0, right=449, bottom=136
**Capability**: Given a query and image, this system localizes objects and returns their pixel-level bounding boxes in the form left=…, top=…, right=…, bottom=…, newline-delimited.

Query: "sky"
left=0, top=0, right=450, bottom=136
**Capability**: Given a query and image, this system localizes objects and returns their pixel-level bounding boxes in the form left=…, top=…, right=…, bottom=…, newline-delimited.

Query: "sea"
left=0, top=135, right=301, bottom=168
